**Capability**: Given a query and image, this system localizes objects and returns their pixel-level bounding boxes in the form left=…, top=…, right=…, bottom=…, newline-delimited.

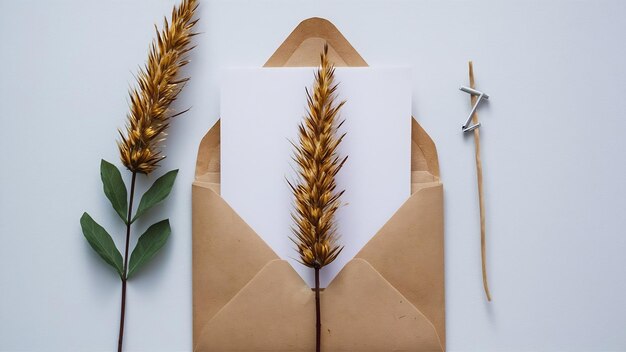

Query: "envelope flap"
left=323, top=258, right=443, bottom=351
left=264, top=17, right=367, bottom=67
left=192, top=184, right=279, bottom=342
left=195, top=119, right=220, bottom=187
left=411, top=118, right=440, bottom=185
left=195, top=260, right=314, bottom=351
left=356, top=184, right=445, bottom=349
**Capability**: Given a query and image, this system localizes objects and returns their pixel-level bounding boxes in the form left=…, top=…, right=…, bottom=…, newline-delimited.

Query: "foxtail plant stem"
left=118, top=171, right=137, bottom=352
left=315, top=267, right=321, bottom=352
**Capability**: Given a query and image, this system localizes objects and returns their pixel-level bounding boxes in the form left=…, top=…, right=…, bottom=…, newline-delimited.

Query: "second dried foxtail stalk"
left=80, top=1, right=198, bottom=351
left=289, top=44, right=346, bottom=352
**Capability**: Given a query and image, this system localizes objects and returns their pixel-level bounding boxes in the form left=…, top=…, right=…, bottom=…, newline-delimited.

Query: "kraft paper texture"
left=192, top=17, right=445, bottom=351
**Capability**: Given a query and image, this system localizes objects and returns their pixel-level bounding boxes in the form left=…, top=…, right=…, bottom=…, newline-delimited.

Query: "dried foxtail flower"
left=289, top=44, right=346, bottom=270
left=117, top=0, right=198, bottom=175
left=288, top=44, right=346, bottom=352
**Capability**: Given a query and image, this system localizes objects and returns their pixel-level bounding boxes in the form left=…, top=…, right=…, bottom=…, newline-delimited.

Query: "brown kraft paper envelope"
left=193, top=17, right=445, bottom=351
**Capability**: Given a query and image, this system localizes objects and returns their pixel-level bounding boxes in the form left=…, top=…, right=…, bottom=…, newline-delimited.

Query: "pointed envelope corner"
left=411, top=118, right=440, bottom=181
left=195, top=259, right=314, bottom=352
left=192, top=183, right=279, bottom=344
left=195, top=119, right=221, bottom=187
left=324, top=258, right=443, bottom=351
left=356, top=183, right=445, bottom=350
left=264, top=17, right=368, bottom=67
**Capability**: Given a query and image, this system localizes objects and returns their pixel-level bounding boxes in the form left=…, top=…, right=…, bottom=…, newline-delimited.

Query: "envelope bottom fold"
left=196, top=259, right=442, bottom=352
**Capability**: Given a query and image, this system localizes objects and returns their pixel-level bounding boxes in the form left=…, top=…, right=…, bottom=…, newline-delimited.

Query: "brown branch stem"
left=315, top=267, right=321, bottom=352
left=469, top=61, right=492, bottom=302
left=118, top=171, right=137, bottom=352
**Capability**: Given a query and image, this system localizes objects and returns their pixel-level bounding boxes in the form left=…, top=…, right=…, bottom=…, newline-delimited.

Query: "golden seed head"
left=290, top=44, right=346, bottom=270
left=117, top=0, right=198, bottom=174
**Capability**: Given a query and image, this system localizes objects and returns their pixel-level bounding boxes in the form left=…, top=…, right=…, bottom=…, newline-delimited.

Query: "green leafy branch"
left=81, top=160, right=177, bottom=280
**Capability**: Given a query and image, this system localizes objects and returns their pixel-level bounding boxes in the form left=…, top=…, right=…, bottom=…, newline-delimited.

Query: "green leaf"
left=127, top=219, right=171, bottom=279
left=80, top=212, right=124, bottom=278
left=131, top=169, right=178, bottom=223
left=100, top=159, right=128, bottom=223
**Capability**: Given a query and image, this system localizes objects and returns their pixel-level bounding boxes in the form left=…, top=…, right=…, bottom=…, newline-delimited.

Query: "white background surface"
left=1, top=0, right=626, bottom=351
left=221, top=68, right=411, bottom=288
